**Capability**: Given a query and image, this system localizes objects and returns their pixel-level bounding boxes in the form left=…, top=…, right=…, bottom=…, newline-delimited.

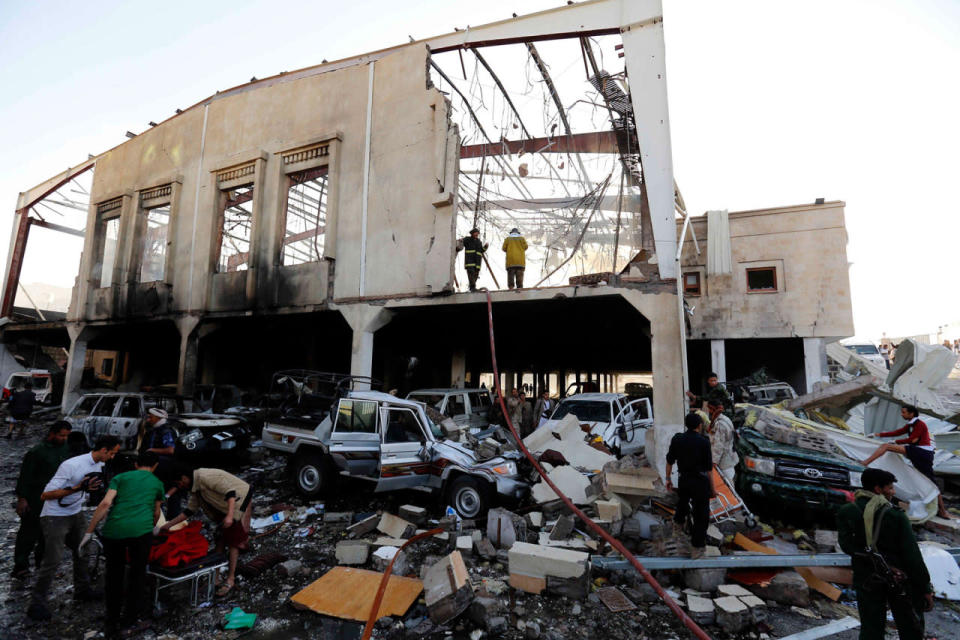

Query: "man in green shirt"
left=685, top=372, right=733, bottom=417
left=12, top=421, right=71, bottom=579
left=83, top=450, right=165, bottom=638
left=837, top=467, right=933, bottom=640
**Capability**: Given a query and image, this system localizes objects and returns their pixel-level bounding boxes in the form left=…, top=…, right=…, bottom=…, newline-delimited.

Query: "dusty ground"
left=2, top=418, right=960, bottom=640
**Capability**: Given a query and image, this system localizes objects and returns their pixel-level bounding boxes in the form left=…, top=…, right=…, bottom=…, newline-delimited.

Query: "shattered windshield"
left=551, top=400, right=611, bottom=423
left=421, top=405, right=446, bottom=438
left=407, top=393, right=445, bottom=410
left=848, top=345, right=880, bottom=356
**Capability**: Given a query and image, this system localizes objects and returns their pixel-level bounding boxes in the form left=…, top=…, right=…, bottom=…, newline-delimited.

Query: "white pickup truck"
left=540, top=392, right=653, bottom=455
left=262, top=390, right=529, bottom=518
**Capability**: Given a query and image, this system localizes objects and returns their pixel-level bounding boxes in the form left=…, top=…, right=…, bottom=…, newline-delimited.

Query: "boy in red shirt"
left=862, top=404, right=951, bottom=519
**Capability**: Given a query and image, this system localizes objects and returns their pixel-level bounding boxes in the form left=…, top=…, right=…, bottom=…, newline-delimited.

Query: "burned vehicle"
left=64, top=392, right=250, bottom=461
left=405, top=388, right=492, bottom=432
left=540, top=392, right=652, bottom=455
left=735, top=426, right=864, bottom=523
left=262, top=390, right=529, bottom=519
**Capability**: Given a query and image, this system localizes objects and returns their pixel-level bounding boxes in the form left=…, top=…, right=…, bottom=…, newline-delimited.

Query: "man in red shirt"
left=862, top=404, right=951, bottom=519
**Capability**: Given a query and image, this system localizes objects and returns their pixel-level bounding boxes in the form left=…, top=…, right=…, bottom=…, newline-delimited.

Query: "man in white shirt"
left=27, top=436, right=121, bottom=621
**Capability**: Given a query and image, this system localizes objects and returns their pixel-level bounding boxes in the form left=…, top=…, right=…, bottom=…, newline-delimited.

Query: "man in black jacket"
left=456, top=228, right=488, bottom=292
left=6, top=381, right=36, bottom=439
left=664, top=412, right=716, bottom=558
left=837, top=467, right=932, bottom=639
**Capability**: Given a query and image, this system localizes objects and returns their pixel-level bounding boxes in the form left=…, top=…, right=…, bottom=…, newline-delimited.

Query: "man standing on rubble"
left=6, top=381, right=36, bottom=439
left=837, top=467, right=932, bottom=640
left=506, top=387, right=523, bottom=430
left=664, top=412, right=716, bottom=559
left=707, top=399, right=738, bottom=482
left=518, top=391, right=534, bottom=437
left=12, top=421, right=71, bottom=580
left=502, top=228, right=528, bottom=289
left=534, top=390, right=554, bottom=429
left=685, top=372, right=733, bottom=416
left=862, top=404, right=952, bottom=519
left=456, top=228, right=488, bottom=292
left=159, top=468, right=252, bottom=598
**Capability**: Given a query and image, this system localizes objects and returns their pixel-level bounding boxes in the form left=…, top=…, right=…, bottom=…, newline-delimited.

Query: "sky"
left=0, top=0, right=958, bottom=339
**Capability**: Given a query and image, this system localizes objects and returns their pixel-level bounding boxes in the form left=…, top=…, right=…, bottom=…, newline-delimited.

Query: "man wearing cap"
left=456, top=227, right=488, bottom=292
left=140, top=408, right=183, bottom=515
left=502, top=228, right=528, bottom=289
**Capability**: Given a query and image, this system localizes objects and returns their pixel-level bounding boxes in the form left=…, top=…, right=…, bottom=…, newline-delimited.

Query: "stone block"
left=747, top=570, right=810, bottom=607
left=487, top=507, right=522, bottom=549
left=456, top=536, right=473, bottom=553
left=531, top=466, right=592, bottom=505
left=686, top=595, right=715, bottom=625
left=467, top=596, right=502, bottom=627
left=398, top=504, right=427, bottom=525
left=715, top=596, right=748, bottom=633
left=595, top=499, right=622, bottom=522
left=346, top=513, right=380, bottom=538
left=378, top=513, right=415, bottom=539
left=814, top=529, right=838, bottom=553
left=508, top=542, right=589, bottom=581
left=546, top=573, right=590, bottom=600
left=526, top=512, right=544, bottom=528
left=509, top=573, right=547, bottom=594
left=717, top=584, right=753, bottom=598
left=549, top=514, right=576, bottom=541
left=475, top=537, right=497, bottom=560
left=278, top=559, right=303, bottom=577
left=603, top=471, right=660, bottom=496
left=739, top=595, right=767, bottom=623
left=423, top=551, right=474, bottom=624
left=682, top=568, right=727, bottom=592
left=372, top=546, right=409, bottom=575
left=706, top=524, right=724, bottom=546
left=335, top=540, right=370, bottom=565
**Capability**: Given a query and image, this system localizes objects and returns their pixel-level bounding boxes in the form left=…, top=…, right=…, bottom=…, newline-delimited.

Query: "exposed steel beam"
left=1, top=212, right=32, bottom=318
left=30, top=219, right=85, bottom=238
left=459, top=131, right=619, bottom=159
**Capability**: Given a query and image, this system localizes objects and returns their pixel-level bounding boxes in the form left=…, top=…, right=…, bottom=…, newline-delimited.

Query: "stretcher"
left=148, top=552, right=228, bottom=607
left=653, top=466, right=757, bottom=529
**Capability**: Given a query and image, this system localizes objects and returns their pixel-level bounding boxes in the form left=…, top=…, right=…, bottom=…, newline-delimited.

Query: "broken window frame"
left=136, top=183, right=175, bottom=284
left=212, top=158, right=263, bottom=276
left=216, top=184, right=255, bottom=273
left=281, top=165, right=328, bottom=266
left=746, top=266, right=778, bottom=293
left=683, top=271, right=701, bottom=296
left=94, top=197, right=124, bottom=288
left=275, top=138, right=339, bottom=269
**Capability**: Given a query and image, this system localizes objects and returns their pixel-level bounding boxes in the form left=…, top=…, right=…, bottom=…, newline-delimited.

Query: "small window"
left=683, top=272, right=701, bottom=296
left=101, top=358, right=114, bottom=377
left=92, top=396, right=120, bottom=417
left=283, top=167, right=328, bottom=265
left=383, top=408, right=426, bottom=444
left=100, top=217, right=121, bottom=287
left=218, top=185, right=254, bottom=273
left=746, top=267, right=777, bottom=292
left=446, top=394, right=466, bottom=417
left=71, top=395, right=100, bottom=417
left=118, top=397, right=141, bottom=418
left=334, top=399, right=378, bottom=433
left=140, top=205, right=170, bottom=282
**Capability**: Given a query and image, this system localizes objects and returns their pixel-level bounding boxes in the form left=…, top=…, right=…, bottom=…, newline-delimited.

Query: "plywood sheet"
left=290, top=566, right=422, bottom=621
left=733, top=533, right=842, bottom=601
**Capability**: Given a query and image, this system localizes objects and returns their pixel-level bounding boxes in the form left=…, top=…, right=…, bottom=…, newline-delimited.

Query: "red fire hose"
left=483, top=290, right=712, bottom=640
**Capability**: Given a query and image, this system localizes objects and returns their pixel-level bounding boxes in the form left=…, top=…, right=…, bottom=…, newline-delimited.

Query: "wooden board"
left=290, top=566, right=423, bottom=622
left=733, top=533, right=842, bottom=601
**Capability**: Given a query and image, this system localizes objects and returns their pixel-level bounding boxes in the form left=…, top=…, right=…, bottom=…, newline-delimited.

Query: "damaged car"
left=262, top=390, right=529, bottom=518
left=735, top=425, right=864, bottom=523
left=64, top=392, right=251, bottom=461
left=405, top=388, right=492, bottom=432
left=540, top=392, right=652, bottom=455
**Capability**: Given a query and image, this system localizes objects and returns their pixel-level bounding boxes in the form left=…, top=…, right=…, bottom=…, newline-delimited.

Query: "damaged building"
left=1, top=0, right=852, bottom=423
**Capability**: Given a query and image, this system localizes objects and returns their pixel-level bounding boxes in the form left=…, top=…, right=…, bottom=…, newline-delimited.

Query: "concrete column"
left=710, top=339, right=727, bottom=381
left=450, top=349, right=466, bottom=388
left=62, top=324, right=97, bottom=412
left=339, top=304, right=394, bottom=389
left=803, top=337, right=827, bottom=394
left=176, top=316, right=201, bottom=399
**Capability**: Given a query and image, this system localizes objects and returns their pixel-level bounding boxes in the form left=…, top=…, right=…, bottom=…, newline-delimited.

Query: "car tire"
left=292, top=452, right=328, bottom=498
left=447, top=475, right=488, bottom=520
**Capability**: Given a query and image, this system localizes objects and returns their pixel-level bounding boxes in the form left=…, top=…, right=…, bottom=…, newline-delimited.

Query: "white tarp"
left=885, top=339, right=957, bottom=415
left=919, top=543, right=960, bottom=600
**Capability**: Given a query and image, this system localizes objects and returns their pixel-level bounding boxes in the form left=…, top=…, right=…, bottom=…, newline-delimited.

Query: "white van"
left=3, top=370, right=54, bottom=405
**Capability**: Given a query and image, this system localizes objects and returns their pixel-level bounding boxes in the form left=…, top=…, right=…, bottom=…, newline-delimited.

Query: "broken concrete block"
left=603, top=471, right=660, bottom=496
left=476, top=438, right=501, bottom=459
left=747, top=570, right=810, bottom=607
left=373, top=536, right=408, bottom=547
left=546, top=573, right=590, bottom=600
left=739, top=595, right=767, bottom=623
left=714, top=596, right=748, bottom=633
left=814, top=530, right=838, bottom=553
left=531, top=465, right=592, bottom=505
left=469, top=529, right=482, bottom=543
left=717, top=584, right=753, bottom=598
left=621, top=511, right=660, bottom=540
left=523, top=414, right=615, bottom=471
left=606, top=492, right=634, bottom=518
left=706, top=524, right=724, bottom=546
left=487, top=507, right=524, bottom=549
left=508, top=541, right=590, bottom=594
left=398, top=505, right=427, bottom=525
left=525, top=512, right=543, bottom=529
left=278, top=559, right=303, bottom=577
left=346, top=513, right=380, bottom=538
left=474, top=537, right=497, bottom=560
left=549, top=514, right=576, bottom=541
left=335, top=540, right=370, bottom=565
left=594, top=499, right=622, bottom=522
left=423, top=551, right=474, bottom=624
left=467, top=596, right=502, bottom=627
left=456, top=536, right=473, bottom=554
left=686, top=595, right=715, bottom=625
left=377, top=513, right=415, bottom=539
left=683, top=568, right=726, bottom=592
left=372, top=546, right=409, bottom=575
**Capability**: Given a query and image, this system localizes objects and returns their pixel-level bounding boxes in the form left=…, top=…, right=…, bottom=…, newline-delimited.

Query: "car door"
left=445, top=393, right=470, bottom=428
left=467, top=392, right=490, bottom=429
left=614, top=398, right=653, bottom=450
left=328, top=398, right=380, bottom=478
left=88, top=395, right=121, bottom=444
left=113, top=396, right=144, bottom=449
left=376, top=405, right=432, bottom=492
left=66, top=395, right=101, bottom=445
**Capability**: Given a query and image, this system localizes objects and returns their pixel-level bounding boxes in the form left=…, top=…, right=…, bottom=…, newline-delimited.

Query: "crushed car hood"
left=739, top=428, right=862, bottom=471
